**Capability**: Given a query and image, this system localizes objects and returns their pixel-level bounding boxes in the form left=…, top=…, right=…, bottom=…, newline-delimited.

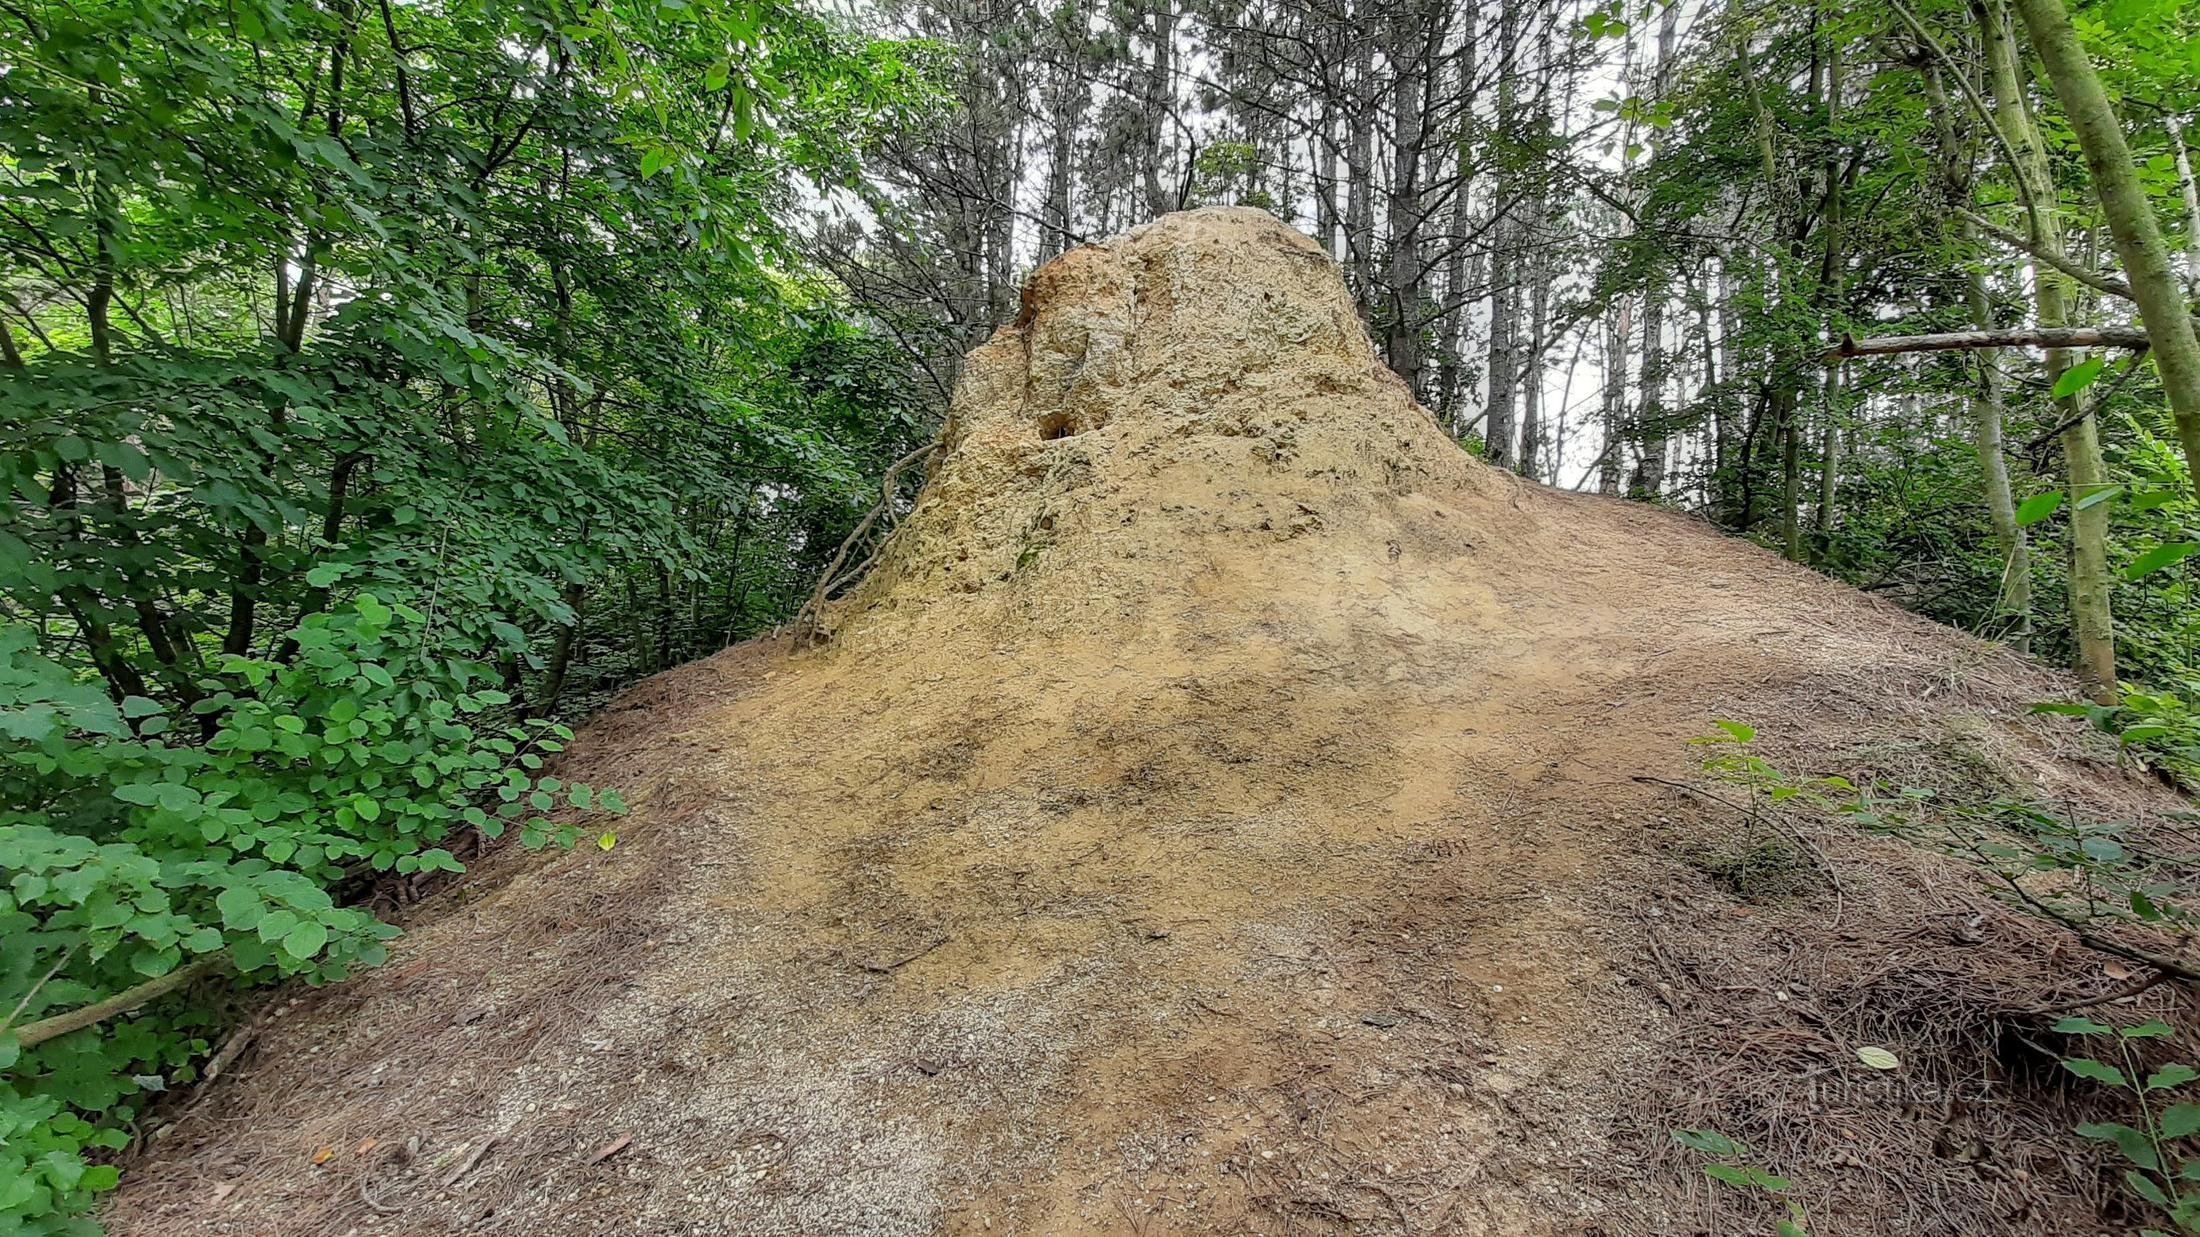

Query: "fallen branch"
left=792, top=440, right=939, bottom=644
left=9, top=955, right=225, bottom=1051
left=1824, top=326, right=2151, bottom=362
left=2024, top=967, right=2173, bottom=1017
left=440, top=1133, right=502, bottom=1188
left=857, top=934, right=948, bottom=974
left=1958, top=834, right=2200, bottom=990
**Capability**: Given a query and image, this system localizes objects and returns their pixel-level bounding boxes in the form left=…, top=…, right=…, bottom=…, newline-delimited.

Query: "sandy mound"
left=110, top=208, right=2182, bottom=1235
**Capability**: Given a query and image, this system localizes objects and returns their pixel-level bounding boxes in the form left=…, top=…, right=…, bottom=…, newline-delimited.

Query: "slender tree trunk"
left=1483, top=0, right=1522, bottom=466
left=1520, top=241, right=1548, bottom=478
left=1599, top=291, right=1628, bottom=494
left=1434, top=14, right=1477, bottom=427
left=1632, top=294, right=1665, bottom=499
left=1923, top=59, right=2032, bottom=650
left=1039, top=27, right=1086, bottom=262
left=1778, top=384, right=1802, bottom=561
left=1815, top=366, right=1841, bottom=540
left=1627, top=1, right=1681, bottom=499
left=1486, top=244, right=1517, bottom=465
left=1316, top=103, right=1341, bottom=258
left=1713, top=257, right=1742, bottom=518
left=2012, top=0, right=2200, bottom=497
left=1812, top=39, right=1845, bottom=547
left=536, top=582, right=588, bottom=717
left=1382, top=2, right=1427, bottom=397
left=1345, top=27, right=1375, bottom=303
left=1987, top=0, right=2116, bottom=701
left=2163, top=113, right=2200, bottom=298
left=1143, top=0, right=1177, bottom=219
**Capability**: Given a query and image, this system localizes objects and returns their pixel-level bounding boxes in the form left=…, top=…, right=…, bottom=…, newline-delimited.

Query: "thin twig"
left=857, top=934, right=949, bottom=974
left=0, top=945, right=75, bottom=1038
left=2024, top=968, right=2173, bottom=1017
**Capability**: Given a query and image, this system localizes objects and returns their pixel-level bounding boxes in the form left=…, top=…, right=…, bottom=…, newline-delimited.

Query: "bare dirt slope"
left=111, top=209, right=2182, bottom=1234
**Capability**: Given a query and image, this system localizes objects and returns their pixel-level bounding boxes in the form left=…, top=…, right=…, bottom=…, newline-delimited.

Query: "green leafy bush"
left=0, top=0, right=932, bottom=1224
left=0, top=602, right=621, bottom=1229
left=2055, top=1016, right=2200, bottom=1233
left=2035, top=691, right=2200, bottom=790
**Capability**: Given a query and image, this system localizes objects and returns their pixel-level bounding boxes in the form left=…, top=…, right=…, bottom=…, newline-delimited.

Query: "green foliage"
left=2034, top=691, right=2200, bottom=791
left=0, top=603, right=627, bottom=1227
left=2056, top=1017, right=2200, bottom=1232
left=0, top=0, right=933, bottom=1226
left=1671, top=1128, right=1813, bottom=1235
left=1690, top=719, right=2200, bottom=1230
left=1695, top=720, right=2200, bottom=956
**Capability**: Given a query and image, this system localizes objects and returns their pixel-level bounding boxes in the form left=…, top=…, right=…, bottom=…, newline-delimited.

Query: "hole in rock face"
left=1036, top=412, right=1080, bottom=441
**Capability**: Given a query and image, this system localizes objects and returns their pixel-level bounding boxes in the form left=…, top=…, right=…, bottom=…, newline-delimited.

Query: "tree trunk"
left=1434, top=12, right=1477, bottom=429
left=1923, top=59, right=2033, bottom=650
left=1778, top=384, right=1801, bottom=562
left=1142, top=0, right=1177, bottom=219
left=1811, top=36, right=1844, bottom=548
left=2170, top=114, right=2200, bottom=296
left=1382, top=2, right=1427, bottom=397
left=1483, top=0, right=1522, bottom=466
left=1039, top=24, right=1086, bottom=262
left=1520, top=241, right=1547, bottom=479
left=2013, top=0, right=2200, bottom=499
left=1345, top=28, right=1375, bottom=303
left=1987, top=0, right=2116, bottom=702
left=1626, top=0, right=1681, bottom=500
left=1599, top=291, right=1628, bottom=494
left=1485, top=242, right=1517, bottom=465
left=1631, top=293, right=1665, bottom=499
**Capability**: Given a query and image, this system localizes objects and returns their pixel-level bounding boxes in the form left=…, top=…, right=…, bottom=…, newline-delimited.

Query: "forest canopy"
left=5, top=0, right=2200, bottom=1228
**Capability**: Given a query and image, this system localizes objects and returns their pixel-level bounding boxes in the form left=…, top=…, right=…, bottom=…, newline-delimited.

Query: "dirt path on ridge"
left=107, top=208, right=2179, bottom=1237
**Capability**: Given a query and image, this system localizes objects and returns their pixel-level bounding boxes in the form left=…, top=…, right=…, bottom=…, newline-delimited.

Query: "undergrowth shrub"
left=0, top=601, right=622, bottom=1230
left=1692, top=718, right=2200, bottom=1229
left=2036, top=689, right=2200, bottom=791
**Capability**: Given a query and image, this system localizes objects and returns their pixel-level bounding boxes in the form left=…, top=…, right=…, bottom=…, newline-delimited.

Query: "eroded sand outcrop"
left=110, top=209, right=2175, bottom=1236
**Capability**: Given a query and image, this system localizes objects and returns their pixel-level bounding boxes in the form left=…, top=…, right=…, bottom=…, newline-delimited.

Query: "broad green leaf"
left=283, top=920, right=328, bottom=960
left=2128, top=1169, right=2172, bottom=1207
left=2148, top=1064, right=2199, bottom=1092
left=215, top=885, right=262, bottom=930
left=2160, top=1102, right=2200, bottom=1138
left=2078, top=1121, right=2161, bottom=1168
left=2065, top=1058, right=2131, bottom=1087
left=2126, top=542, right=2200, bottom=580
left=2015, top=491, right=2064, bottom=526
left=1673, top=1128, right=1744, bottom=1157
left=2052, top=356, right=2106, bottom=398
left=1703, top=1163, right=1753, bottom=1188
